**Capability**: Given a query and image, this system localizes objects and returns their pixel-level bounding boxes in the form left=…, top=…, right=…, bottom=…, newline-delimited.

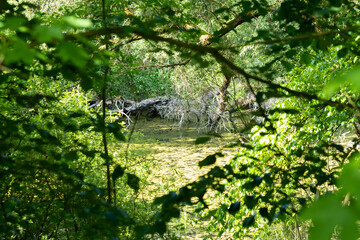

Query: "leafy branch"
left=80, top=25, right=355, bottom=110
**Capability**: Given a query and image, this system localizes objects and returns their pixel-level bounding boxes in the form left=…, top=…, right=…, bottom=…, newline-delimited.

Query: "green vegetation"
left=1, top=0, right=360, bottom=239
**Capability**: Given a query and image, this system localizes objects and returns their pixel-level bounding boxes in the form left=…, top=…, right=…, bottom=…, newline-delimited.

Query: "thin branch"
left=204, top=11, right=259, bottom=45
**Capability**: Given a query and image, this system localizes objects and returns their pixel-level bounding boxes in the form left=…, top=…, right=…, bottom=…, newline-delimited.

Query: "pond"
left=130, top=117, right=238, bottom=186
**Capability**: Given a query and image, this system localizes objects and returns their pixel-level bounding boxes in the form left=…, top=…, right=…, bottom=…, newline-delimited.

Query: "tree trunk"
left=211, top=73, right=232, bottom=129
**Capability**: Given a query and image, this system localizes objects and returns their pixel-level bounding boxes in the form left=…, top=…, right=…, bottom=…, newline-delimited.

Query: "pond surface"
left=132, top=118, right=238, bottom=185
left=126, top=118, right=240, bottom=239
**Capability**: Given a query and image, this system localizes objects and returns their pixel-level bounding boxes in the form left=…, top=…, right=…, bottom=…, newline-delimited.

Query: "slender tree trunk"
left=101, top=0, right=112, bottom=204
left=211, top=73, right=231, bottom=129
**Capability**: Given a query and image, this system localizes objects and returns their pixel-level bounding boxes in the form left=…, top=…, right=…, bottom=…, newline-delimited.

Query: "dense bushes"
left=1, top=0, right=360, bottom=239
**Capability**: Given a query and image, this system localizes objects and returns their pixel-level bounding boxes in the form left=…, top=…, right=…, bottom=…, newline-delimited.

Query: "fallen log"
left=124, top=96, right=170, bottom=115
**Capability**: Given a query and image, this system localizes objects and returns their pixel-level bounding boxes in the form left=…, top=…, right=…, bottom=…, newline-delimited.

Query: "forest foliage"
left=1, top=0, right=360, bottom=239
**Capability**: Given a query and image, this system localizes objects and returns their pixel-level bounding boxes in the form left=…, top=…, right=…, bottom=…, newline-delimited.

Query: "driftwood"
left=124, top=97, right=169, bottom=115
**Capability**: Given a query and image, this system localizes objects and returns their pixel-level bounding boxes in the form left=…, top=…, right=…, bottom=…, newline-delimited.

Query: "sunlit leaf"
left=339, top=153, right=360, bottom=198
left=63, top=16, right=93, bottom=28
left=323, top=66, right=360, bottom=97
left=301, top=194, right=358, bottom=240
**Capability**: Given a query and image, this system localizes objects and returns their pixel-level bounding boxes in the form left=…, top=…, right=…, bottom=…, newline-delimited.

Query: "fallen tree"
left=88, top=91, right=275, bottom=132
left=123, top=96, right=169, bottom=115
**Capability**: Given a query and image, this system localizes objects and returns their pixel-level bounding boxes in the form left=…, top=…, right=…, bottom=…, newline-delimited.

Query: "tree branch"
left=66, top=24, right=359, bottom=110
left=211, top=51, right=354, bottom=109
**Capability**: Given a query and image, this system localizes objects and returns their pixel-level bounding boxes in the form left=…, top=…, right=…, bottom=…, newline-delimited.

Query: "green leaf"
left=286, top=25, right=297, bottom=34
left=257, top=30, right=269, bottom=38
left=135, top=225, right=151, bottom=239
left=244, top=195, right=257, bottom=209
left=301, top=155, right=360, bottom=240
left=33, top=25, right=63, bottom=42
left=80, top=78, right=93, bottom=91
left=63, top=16, right=93, bottom=28
left=56, top=41, right=89, bottom=68
left=107, top=122, right=125, bottom=141
left=300, top=53, right=312, bottom=65
left=281, top=60, right=293, bottom=71
left=228, top=201, right=240, bottom=215
left=301, top=194, right=357, bottom=240
left=301, top=38, right=313, bottom=48
left=199, top=154, right=216, bottom=168
left=69, top=112, right=85, bottom=118
left=285, top=49, right=297, bottom=58
left=241, top=1, right=252, bottom=12
left=339, top=153, right=360, bottom=198
left=4, top=17, right=27, bottom=30
left=127, top=173, right=140, bottom=192
left=323, top=66, right=360, bottom=97
left=64, top=124, right=77, bottom=132
left=4, top=40, right=35, bottom=65
left=329, top=0, right=342, bottom=7
left=112, top=165, right=125, bottom=182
